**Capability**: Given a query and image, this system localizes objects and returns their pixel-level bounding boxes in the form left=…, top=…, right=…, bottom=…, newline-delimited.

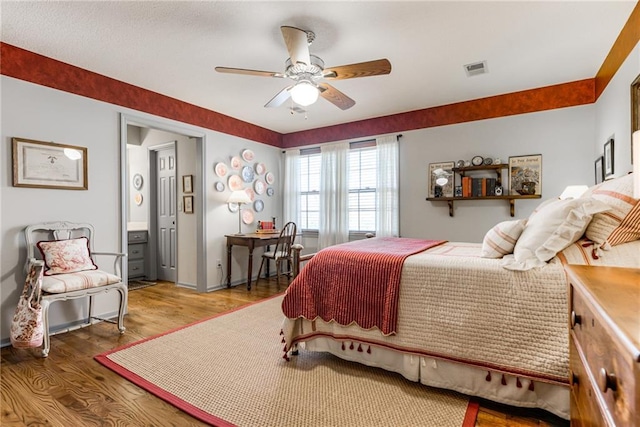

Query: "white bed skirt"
left=302, top=338, right=569, bottom=420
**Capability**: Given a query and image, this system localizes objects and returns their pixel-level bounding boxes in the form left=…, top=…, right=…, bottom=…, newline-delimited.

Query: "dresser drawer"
left=570, top=337, right=607, bottom=426
left=128, top=259, right=145, bottom=278
left=128, top=230, right=148, bottom=243
left=570, top=283, right=638, bottom=426
left=128, top=243, right=145, bottom=261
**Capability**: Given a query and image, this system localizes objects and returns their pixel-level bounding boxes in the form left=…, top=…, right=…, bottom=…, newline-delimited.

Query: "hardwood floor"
left=1, top=279, right=569, bottom=427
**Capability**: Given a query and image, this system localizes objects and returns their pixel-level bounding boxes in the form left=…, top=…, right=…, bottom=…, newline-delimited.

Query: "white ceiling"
left=1, top=1, right=636, bottom=135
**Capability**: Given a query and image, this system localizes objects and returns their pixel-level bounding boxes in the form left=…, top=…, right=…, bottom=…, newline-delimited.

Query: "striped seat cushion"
left=41, top=270, right=121, bottom=294
left=584, top=173, right=640, bottom=249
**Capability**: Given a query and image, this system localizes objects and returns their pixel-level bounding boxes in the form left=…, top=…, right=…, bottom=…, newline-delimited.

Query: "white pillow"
left=502, top=198, right=610, bottom=270
left=480, top=219, right=527, bottom=258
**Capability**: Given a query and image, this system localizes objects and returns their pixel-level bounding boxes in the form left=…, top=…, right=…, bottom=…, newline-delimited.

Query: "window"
left=348, top=147, right=376, bottom=232
left=298, top=145, right=377, bottom=232
left=299, top=151, right=321, bottom=230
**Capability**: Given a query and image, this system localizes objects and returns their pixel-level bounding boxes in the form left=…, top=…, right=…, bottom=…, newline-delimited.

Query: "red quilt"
left=281, top=237, right=446, bottom=335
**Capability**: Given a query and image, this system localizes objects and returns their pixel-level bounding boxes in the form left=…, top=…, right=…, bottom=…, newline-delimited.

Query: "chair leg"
left=40, top=299, right=51, bottom=358
left=117, top=283, right=127, bottom=334
left=256, top=258, right=266, bottom=286
left=275, top=259, right=281, bottom=285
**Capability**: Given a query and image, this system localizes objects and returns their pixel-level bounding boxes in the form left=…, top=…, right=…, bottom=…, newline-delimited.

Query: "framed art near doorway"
left=12, top=137, right=88, bottom=190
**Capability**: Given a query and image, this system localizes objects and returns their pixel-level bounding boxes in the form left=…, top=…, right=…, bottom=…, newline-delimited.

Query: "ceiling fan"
left=215, top=26, right=391, bottom=110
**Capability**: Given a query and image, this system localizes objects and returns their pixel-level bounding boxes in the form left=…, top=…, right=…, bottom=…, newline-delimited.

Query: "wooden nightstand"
left=565, top=265, right=640, bottom=426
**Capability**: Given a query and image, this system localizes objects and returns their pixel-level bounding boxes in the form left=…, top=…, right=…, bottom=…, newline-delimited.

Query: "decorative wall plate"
left=245, top=187, right=255, bottom=201
left=134, top=193, right=143, bottom=206
left=228, top=202, right=238, bottom=213
left=215, top=162, right=228, bottom=177
left=265, top=172, right=275, bottom=185
left=242, top=209, right=254, bottom=224
left=215, top=181, right=225, bottom=192
left=228, top=175, right=243, bottom=191
left=132, top=173, right=144, bottom=190
left=242, top=149, right=255, bottom=162
left=231, top=156, right=242, bottom=170
left=241, top=165, right=255, bottom=183
left=254, top=180, right=265, bottom=195
left=254, top=199, right=264, bottom=212
left=255, top=163, right=266, bottom=175
left=266, top=187, right=274, bottom=197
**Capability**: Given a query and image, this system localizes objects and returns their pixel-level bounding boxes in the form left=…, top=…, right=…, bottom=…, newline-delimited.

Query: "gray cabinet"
left=127, top=230, right=148, bottom=279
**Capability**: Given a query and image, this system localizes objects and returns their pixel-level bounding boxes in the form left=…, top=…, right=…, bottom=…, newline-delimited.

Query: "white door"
left=156, top=146, right=177, bottom=282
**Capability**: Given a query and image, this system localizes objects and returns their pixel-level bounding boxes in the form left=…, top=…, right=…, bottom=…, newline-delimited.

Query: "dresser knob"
left=571, top=311, right=582, bottom=327
left=599, top=368, right=617, bottom=393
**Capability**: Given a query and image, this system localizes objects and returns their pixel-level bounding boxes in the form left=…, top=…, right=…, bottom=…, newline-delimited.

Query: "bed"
left=281, top=174, right=640, bottom=420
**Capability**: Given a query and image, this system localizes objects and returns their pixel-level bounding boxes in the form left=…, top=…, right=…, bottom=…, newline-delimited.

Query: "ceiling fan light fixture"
left=290, top=81, right=319, bottom=106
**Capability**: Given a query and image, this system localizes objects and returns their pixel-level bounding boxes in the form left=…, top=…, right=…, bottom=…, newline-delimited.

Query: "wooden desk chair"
left=256, top=221, right=297, bottom=286
left=24, top=221, right=127, bottom=357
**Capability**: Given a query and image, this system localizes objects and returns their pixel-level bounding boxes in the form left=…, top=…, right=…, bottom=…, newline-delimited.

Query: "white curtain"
left=375, top=135, right=399, bottom=237
left=283, top=149, right=300, bottom=230
left=318, top=142, right=349, bottom=249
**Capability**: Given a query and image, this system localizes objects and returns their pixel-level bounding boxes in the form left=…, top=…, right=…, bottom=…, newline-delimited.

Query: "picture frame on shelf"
left=594, top=155, right=604, bottom=185
left=428, top=162, right=454, bottom=198
left=508, top=154, right=542, bottom=196
left=183, top=195, right=194, bottom=214
left=182, top=174, right=193, bottom=193
left=12, top=137, right=88, bottom=190
left=603, top=138, right=614, bottom=177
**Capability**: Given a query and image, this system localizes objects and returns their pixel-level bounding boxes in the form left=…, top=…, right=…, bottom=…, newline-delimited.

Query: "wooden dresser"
left=566, top=265, right=640, bottom=426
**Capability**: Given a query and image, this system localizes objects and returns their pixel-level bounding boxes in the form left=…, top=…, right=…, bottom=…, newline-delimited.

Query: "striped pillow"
left=585, top=173, right=640, bottom=249
left=481, top=219, right=527, bottom=258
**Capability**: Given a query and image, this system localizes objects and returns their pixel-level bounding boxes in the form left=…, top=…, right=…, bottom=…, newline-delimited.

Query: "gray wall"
left=0, top=76, right=282, bottom=343
left=0, top=39, right=637, bottom=343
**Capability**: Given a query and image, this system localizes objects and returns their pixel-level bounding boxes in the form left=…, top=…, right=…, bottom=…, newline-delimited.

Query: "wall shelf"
left=427, top=163, right=541, bottom=217
left=425, top=195, right=541, bottom=217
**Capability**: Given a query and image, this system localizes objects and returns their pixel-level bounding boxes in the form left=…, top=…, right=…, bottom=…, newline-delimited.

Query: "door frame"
left=119, top=113, right=207, bottom=292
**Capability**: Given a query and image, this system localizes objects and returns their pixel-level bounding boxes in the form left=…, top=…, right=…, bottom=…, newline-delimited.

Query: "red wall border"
left=0, top=43, right=282, bottom=147
left=281, top=79, right=595, bottom=148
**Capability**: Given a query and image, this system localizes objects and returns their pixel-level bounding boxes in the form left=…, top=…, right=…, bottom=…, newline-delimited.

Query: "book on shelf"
left=471, top=178, right=483, bottom=197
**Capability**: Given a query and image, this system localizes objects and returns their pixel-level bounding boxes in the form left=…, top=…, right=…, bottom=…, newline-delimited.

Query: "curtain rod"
left=282, top=134, right=402, bottom=153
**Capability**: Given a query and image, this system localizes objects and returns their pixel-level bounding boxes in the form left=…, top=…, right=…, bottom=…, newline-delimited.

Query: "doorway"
left=120, top=114, right=207, bottom=291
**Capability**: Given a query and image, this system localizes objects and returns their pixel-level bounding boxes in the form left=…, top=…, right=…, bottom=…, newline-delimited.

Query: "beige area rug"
left=96, top=295, right=478, bottom=427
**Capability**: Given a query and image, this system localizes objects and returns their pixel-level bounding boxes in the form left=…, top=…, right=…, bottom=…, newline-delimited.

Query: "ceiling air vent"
left=464, top=61, right=488, bottom=77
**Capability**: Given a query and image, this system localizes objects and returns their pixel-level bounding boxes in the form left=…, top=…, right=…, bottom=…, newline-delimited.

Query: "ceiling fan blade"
left=264, top=86, right=293, bottom=108
left=215, top=67, right=285, bottom=78
left=323, top=59, right=392, bottom=80
left=318, top=83, right=356, bottom=110
left=280, top=26, right=311, bottom=66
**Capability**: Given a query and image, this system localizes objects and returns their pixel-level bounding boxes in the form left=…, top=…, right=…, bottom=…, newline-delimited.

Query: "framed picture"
left=508, top=154, right=542, bottom=196
left=182, top=174, right=193, bottom=193
left=632, top=73, right=640, bottom=163
left=604, top=138, right=614, bottom=177
left=594, top=156, right=604, bottom=185
left=12, top=137, right=88, bottom=190
left=428, top=162, right=454, bottom=198
left=183, top=195, right=194, bottom=214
